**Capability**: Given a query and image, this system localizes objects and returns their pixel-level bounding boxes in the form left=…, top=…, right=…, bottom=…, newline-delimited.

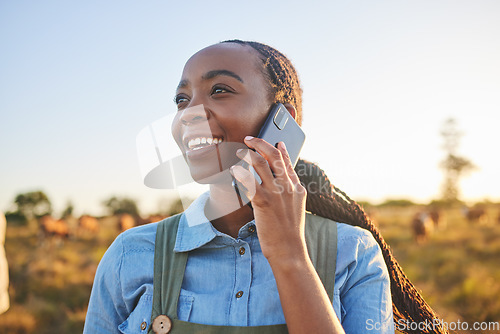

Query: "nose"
left=179, top=104, right=209, bottom=125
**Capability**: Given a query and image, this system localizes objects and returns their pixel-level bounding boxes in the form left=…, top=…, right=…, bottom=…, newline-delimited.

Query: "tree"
left=61, top=201, right=74, bottom=219
left=378, top=199, right=416, bottom=208
left=439, top=118, right=476, bottom=203
left=13, top=190, right=52, bottom=221
left=103, top=196, right=140, bottom=217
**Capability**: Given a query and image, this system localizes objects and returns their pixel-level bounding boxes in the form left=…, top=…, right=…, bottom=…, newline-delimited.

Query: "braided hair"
left=222, top=39, right=448, bottom=334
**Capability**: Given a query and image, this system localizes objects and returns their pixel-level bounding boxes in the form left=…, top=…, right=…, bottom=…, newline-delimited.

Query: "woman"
left=84, top=40, right=447, bottom=333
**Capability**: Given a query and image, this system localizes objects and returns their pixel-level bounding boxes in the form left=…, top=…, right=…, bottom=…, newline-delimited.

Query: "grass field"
left=1, top=205, right=499, bottom=333
left=374, top=205, right=500, bottom=333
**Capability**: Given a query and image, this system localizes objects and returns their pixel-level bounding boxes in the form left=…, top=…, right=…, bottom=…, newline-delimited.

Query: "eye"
left=211, top=85, right=233, bottom=96
left=174, top=94, right=189, bottom=107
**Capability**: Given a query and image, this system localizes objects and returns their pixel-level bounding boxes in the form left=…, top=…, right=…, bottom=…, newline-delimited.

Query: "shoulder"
left=336, top=222, right=384, bottom=270
left=118, top=221, right=158, bottom=253
left=336, top=222, right=378, bottom=248
left=305, top=212, right=377, bottom=249
left=94, top=222, right=159, bottom=281
left=304, top=212, right=385, bottom=278
left=105, top=214, right=184, bottom=262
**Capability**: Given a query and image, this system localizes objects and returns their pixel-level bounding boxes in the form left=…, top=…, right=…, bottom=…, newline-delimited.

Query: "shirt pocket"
left=118, top=293, right=153, bottom=334
left=177, top=289, right=195, bottom=322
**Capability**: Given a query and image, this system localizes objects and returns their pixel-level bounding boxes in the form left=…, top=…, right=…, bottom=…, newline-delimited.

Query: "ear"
left=283, top=103, right=297, bottom=120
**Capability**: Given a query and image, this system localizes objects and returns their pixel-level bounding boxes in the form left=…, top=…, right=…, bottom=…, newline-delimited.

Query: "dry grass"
left=0, top=217, right=118, bottom=334
left=377, top=205, right=500, bottom=332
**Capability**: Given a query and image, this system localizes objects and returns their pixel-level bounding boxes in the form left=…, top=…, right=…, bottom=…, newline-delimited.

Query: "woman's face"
left=171, top=43, right=272, bottom=182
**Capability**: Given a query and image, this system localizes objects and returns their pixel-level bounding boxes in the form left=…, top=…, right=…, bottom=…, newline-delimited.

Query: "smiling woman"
left=83, top=40, right=448, bottom=334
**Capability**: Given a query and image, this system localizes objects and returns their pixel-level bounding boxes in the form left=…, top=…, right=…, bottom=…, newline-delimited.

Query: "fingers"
left=232, top=136, right=306, bottom=206
left=244, top=136, right=301, bottom=185
left=230, top=165, right=257, bottom=201
left=235, top=148, right=275, bottom=185
left=277, top=141, right=301, bottom=185
left=243, top=136, right=290, bottom=183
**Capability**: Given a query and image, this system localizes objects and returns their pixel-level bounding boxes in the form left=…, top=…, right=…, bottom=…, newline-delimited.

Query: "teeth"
left=187, top=137, right=223, bottom=149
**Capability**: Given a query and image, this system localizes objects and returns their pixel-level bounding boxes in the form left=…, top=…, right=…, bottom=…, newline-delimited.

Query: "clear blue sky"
left=1, top=1, right=499, bottom=216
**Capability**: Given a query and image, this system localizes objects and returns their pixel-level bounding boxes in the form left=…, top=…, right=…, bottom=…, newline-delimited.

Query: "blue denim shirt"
left=84, top=192, right=394, bottom=333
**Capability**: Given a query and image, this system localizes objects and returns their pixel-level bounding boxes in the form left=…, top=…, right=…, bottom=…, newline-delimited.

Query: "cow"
left=39, top=215, right=70, bottom=240
left=118, top=213, right=136, bottom=232
left=428, top=209, right=446, bottom=230
left=462, top=206, right=488, bottom=224
left=411, top=212, right=434, bottom=244
left=78, top=215, right=99, bottom=236
left=118, top=214, right=168, bottom=233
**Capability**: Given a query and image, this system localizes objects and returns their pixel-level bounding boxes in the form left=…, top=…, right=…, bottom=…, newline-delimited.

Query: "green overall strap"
left=149, top=212, right=337, bottom=334
left=303, top=212, right=338, bottom=303
left=150, top=213, right=185, bottom=324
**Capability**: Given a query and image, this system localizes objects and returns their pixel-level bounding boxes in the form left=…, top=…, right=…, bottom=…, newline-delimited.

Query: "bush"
left=5, top=211, right=27, bottom=226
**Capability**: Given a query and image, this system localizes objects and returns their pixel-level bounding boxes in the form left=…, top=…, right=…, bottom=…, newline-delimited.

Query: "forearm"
left=269, top=253, right=345, bottom=334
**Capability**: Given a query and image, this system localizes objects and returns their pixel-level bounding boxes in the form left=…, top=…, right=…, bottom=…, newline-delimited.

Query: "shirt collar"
left=174, top=191, right=218, bottom=252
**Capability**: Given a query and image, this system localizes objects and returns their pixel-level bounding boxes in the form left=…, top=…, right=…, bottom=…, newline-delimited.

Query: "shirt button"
left=141, top=321, right=147, bottom=330
left=248, top=225, right=256, bottom=233
left=239, top=247, right=246, bottom=255
left=152, top=315, right=172, bottom=334
left=236, top=290, right=244, bottom=298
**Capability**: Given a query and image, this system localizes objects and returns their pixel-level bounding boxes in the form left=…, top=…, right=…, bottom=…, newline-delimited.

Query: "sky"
left=1, top=1, right=499, bottom=216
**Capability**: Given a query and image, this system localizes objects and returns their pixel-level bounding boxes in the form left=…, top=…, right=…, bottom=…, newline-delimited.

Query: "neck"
left=205, top=181, right=254, bottom=238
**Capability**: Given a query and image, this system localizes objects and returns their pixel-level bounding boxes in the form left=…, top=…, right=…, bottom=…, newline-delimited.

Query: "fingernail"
left=280, top=141, right=286, bottom=150
left=236, top=148, right=243, bottom=154
left=244, top=136, right=254, bottom=141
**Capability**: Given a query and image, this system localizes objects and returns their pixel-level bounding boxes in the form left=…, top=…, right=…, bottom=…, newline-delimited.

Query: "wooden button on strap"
left=152, top=315, right=172, bottom=334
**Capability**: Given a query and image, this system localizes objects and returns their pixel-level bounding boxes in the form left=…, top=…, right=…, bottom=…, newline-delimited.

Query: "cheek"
left=171, top=115, right=183, bottom=147
left=243, top=83, right=273, bottom=128
left=244, top=98, right=272, bottom=134
left=219, top=106, right=264, bottom=139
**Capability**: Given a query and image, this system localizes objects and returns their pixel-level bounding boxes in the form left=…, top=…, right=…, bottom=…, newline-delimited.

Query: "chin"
left=185, top=154, right=233, bottom=185
left=184, top=141, right=243, bottom=185
left=189, top=166, right=233, bottom=185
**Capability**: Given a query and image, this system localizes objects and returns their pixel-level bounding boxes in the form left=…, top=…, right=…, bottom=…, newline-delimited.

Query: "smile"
left=186, top=136, right=224, bottom=151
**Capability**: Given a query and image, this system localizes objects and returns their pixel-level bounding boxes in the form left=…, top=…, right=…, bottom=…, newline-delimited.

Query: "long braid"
left=221, top=39, right=448, bottom=333
left=296, top=159, right=447, bottom=333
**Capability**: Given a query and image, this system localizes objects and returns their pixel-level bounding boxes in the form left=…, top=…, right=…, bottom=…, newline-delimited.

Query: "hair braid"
left=220, top=39, right=448, bottom=334
left=296, top=159, right=448, bottom=334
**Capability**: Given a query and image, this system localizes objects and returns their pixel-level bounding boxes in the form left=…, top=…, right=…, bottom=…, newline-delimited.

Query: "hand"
left=230, top=136, right=308, bottom=265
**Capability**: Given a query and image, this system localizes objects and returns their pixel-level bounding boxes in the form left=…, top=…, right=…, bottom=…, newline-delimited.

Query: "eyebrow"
left=177, top=69, right=244, bottom=90
left=203, top=70, right=244, bottom=83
